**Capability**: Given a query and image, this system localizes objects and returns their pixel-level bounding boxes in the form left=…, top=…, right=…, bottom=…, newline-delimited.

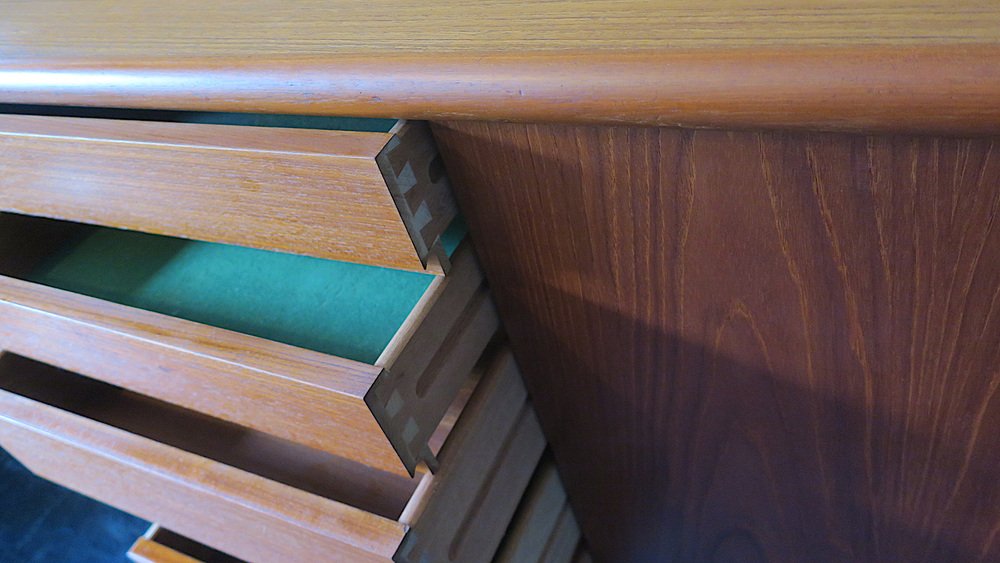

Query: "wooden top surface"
left=2, top=1, right=1000, bottom=132
left=3, top=0, right=999, bottom=57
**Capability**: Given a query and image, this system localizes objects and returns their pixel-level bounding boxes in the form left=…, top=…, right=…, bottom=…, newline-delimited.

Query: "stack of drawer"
left=0, top=110, right=584, bottom=561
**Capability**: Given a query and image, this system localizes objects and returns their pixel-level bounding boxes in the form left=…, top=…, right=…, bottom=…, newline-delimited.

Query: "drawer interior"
left=1, top=212, right=463, bottom=364
left=131, top=525, right=241, bottom=563
left=0, top=103, right=399, bottom=132
left=0, top=352, right=421, bottom=521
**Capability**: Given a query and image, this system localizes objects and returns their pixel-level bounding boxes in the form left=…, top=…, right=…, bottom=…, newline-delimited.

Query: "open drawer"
left=0, top=213, right=497, bottom=476
left=0, top=348, right=545, bottom=562
left=129, top=525, right=241, bottom=563
left=0, top=107, right=455, bottom=272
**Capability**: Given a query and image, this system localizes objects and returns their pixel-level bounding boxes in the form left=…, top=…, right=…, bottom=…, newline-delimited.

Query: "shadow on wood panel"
left=431, top=121, right=1000, bottom=563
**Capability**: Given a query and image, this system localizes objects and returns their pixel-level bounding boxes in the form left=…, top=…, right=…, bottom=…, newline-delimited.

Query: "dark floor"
left=0, top=448, right=148, bottom=562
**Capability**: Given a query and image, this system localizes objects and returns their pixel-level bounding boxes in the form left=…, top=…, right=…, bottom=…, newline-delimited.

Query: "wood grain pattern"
left=0, top=274, right=401, bottom=474
left=433, top=121, right=1000, bottom=562
left=0, top=114, right=455, bottom=271
left=3, top=1, right=1000, bottom=132
left=129, top=526, right=241, bottom=563
left=128, top=539, right=202, bottom=563
left=4, top=0, right=998, bottom=59
left=2, top=46, right=999, bottom=134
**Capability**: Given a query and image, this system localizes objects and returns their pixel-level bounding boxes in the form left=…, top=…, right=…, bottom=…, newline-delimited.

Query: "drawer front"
left=0, top=115, right=455, bottom=272
left=0, top=345, right=543, bottom=563
left=129, top=538, right=203, bottom=563
left=0, top=273, right=400, bottom=474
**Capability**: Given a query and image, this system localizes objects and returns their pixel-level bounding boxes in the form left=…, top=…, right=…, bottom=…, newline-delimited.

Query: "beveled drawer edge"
left=128, top=525, right=202, bottom=563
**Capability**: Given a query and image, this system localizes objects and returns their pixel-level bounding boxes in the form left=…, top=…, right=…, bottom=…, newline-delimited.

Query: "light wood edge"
left=128, top=538, right=202, bottom=563
left=368, top=244, right=497, bottom=475
left=0, top=113, right=393, bottom=156
left=3, top=45, right=1000, bottom=133
left=376, top=120, right=458, bottom=270
left=129, top=525, right=185, bottom=563
left=129, top=525, right=205, bottom=563
left=426, top=356, right=484, bottom=457
left=0, top=394, right=407, bottom=560
left=395, top=348, right=547, bottom=563
left=398, top=472, right=435, bottom=527
left=377, top=273, right=448, bottom=369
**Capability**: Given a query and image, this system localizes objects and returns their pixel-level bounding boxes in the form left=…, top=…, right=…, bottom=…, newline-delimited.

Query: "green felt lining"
left=26, top=226, right=469, bottom=365
left=0, top=104, right=397, bottom=133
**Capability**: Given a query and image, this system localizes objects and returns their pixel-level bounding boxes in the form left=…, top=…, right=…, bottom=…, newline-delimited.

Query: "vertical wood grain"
left=432, top=122, right=1000, bottom=562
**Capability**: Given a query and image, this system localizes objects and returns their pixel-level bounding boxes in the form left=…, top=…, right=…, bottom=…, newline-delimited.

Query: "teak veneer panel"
left=433, top=121, right=1000, bottom=561
left=5, top=0, right=1000, bottom=58
left=2, top=2, right=1000, bottom=132
left=0, top=115, right=455, bottom=272
left=128, top=539, right=202, bottom=563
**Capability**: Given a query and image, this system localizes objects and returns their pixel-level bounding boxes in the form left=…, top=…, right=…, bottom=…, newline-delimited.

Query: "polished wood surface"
left=2, top=2, right=1000, bottom=132
left=5, top=0, right=997, bottom=59
left=0, top=114, right=453, bottom=271
left=129, top=526, right=242, bottom=563
left=128, top=539, right=203, bottom=563
left=2, top=48, right=998, bottom=135
left=433, top=121, right=1000, bottom=561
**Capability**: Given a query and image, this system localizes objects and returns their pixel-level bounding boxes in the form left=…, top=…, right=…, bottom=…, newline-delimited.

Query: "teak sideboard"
left=3, top=2, right=1000, bottom=562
